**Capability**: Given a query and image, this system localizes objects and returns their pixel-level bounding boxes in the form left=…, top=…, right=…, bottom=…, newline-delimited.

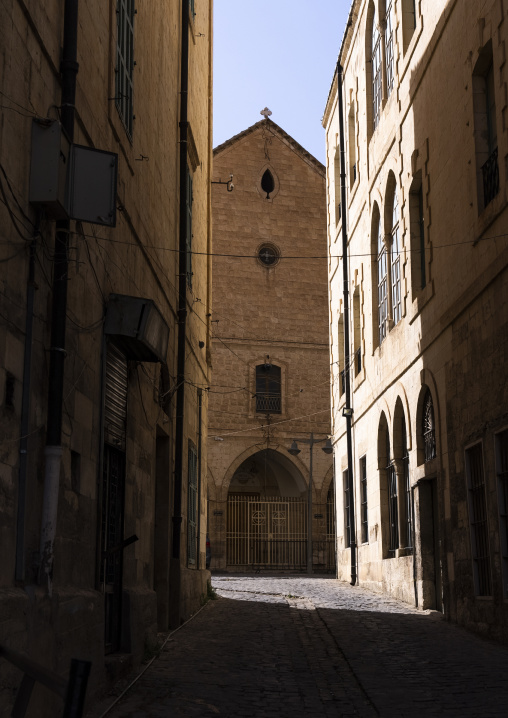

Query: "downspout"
left=337, top=62, right=357, bottom=586
left=170, top=0, right=190, bottom=626
left=16, top=220, right=39, bottom=581
left=39, top=0, right=79, bottom=591
left=196, top=389, right=203, bottom=570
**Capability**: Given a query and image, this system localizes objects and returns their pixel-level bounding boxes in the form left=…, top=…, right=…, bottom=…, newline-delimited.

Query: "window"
left=115, top=0, right=135, bottom=139
left=385, top=1, right=395, bottom=97
left=257, top=244, right=280, bottom=267
left=187, top=442, right=198, bottom=566
left=376, top=214, right=388, bottom=345
left=422, top=389, right=436, bottom=462
left=353, top=289, right=362, bottom=375
left=472, top=41, right=499, bottom=212
left=372, top=13, right=382, bottom=131
left=255, top=363, right=281, bottom=413
left=409, top=173, right=426, bottom=296
left=261, top=169, right=275, bottom=199
left=387, top=431, right=399, bottom=557
left=338, top=315, right=345, bottom=397
left=326, top=481, right=336, bottom=538
left=334, top=148, right=342, bottom=227
left=390, top=188, right=401, bottom=324
left=343, top=469, right=351, bottom=548
left=496, top=430, right=508, bottom=598
left=348, top=104, right=357, bottom=187
left=402, top=0, right=416, bottom=53
left=186, top=165, right=193, bottom=287
left=360, top=456, right=368, bottom=544
left=189, top=0, right=195, bottom=19
left=402, top=416, right=412, bottom=551
left=465, top=443, right=491, bottom=596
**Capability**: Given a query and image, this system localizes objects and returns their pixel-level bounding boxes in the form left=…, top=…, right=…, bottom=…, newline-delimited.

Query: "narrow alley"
left=86, top=576, right=508, bottom=718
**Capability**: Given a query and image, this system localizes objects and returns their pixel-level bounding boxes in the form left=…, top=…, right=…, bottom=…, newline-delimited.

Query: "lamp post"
left=287, top=433, right=333, bottom=575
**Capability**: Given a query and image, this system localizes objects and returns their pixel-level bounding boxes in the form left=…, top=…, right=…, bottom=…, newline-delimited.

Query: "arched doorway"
left=226, top=449, right=308, bottom=570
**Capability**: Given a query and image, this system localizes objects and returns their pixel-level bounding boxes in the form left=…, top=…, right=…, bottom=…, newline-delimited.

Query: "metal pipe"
left=196, top=389, right=203, bottom=570
left=337, top=62, right=357, bottom=586
left=16, top=219, right=39, bottom=581
left=170, top=0, right=190, bottom=625
left=39, top=0, right=79, bottom=590
left=307, top=433, right=314, bottom=575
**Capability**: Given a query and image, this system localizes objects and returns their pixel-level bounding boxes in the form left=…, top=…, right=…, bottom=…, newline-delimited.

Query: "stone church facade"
left=324, top=0, right=508, bottom=641
left=208, top=118, right=333, bottom=574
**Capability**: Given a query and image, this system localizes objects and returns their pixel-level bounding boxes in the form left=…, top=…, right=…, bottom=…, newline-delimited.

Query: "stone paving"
left=86, top=575, right=508, bottom=717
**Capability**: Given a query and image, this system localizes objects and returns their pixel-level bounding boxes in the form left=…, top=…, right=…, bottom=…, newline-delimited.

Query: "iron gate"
left=227, top=496, right=307, bottom=569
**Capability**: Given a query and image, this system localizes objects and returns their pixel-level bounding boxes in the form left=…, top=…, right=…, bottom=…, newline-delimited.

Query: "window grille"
left=186, top=165, right=193, bottom=287
left=326, top=482, right=336, bottom=538
left=402, top=417, right=412, bottom=552
left=387, top=431, right=398, bottom=556
left=496, top=430, right=508, bottom=598
left=385, top=1, right=395, bottom=97
left=187, top=443, right=198, bottom=566
left=360, top=456, right=368, bottom=544
left=343, top=469, right=351, bottom=548
left=391, top=189, right=401, bottom=325
left=377, top=221, right=387, bottom=345
left=372, top=18, right=382, bottom=130
left=115, top=0, right=135, bottom=139
left=423, top=390, right=436, bottom=461
left=466, top=444, right=491, bottom=596
left=255, top=364, right=281, bottom=413
left=482, top=147, right=499, bottom=208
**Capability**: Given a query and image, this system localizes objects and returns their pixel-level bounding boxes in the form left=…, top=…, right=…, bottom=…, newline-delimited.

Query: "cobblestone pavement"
left=86, top=575, right=508, bottom=718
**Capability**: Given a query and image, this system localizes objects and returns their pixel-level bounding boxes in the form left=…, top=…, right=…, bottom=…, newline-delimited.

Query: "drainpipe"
left=170, top=0, right=190, bottom=626
left=16, top=220, right=39, bottom=581
left=337, top=62, right=357, bottom=586
left=196, top=389, right=203, bottom=570
left=38, top=0, right=79, bottom=591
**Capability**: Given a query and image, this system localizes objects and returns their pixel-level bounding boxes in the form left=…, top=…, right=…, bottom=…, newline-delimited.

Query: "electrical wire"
left=211, top=408, right=330, bottom=439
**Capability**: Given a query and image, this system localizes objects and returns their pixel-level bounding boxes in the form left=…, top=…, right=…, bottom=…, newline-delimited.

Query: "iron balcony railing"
left=256, top=393, right=281, bottom=413
left=482, top=146, right=499, bottom=208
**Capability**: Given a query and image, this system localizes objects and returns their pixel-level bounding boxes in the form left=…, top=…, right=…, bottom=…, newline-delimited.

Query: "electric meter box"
left=67, top=144, right=118, bottom=227
left=29, top=120, right=70, bottom=219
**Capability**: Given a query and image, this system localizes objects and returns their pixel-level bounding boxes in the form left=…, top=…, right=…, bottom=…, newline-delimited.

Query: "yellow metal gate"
left=227, top=496, right=307, bottom=569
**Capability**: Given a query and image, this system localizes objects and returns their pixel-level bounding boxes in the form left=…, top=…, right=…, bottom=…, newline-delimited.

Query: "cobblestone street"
left=87, top=576, right=508, bottom=717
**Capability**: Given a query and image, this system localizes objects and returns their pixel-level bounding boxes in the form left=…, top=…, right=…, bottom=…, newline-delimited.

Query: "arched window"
left=255, top=363, right=281, bottom=414
left=386, top=429, right=398, bottom=556
left=390, top=187, right=401, bottom=324
left=348, top=103, right=357, bottom=187
left=377, top=213, right=388, bottom=345
left=261, top=169, right=275, bottom=199
left=422, top=389, right=436, bottom=461
left=472, top=41, right=499, bottom=212
left=385, top=0, right=395, bottom=97
left=409, top=171, right=426, bottom=297
left=402, top=415, right=412, bottom=551
left=372, top=12, right=382, bottom=130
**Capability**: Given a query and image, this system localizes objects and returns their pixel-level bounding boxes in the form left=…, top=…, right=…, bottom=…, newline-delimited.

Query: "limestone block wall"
left=324, top=0, right=508, bottom=640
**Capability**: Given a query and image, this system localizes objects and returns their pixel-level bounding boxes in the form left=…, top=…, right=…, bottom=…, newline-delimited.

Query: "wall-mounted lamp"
left=212, top=174, right=234, bottom=192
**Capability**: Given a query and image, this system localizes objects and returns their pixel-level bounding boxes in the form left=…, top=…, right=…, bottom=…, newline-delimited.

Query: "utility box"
left=105, top=294, right=170, bottom=363
left=29, top=120, right=70, bottom=219
left=67, top=145, right=118, bottom=227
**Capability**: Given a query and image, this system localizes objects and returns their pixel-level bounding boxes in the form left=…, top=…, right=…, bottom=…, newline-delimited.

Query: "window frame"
left=360, top=456, right=368, bottom=544
left=495, top=430, right=508, bottom=599
left=115, top=0, right=135, bottom=140
left=187, top=441, right=198, bottom=567
left=255, top=363, right=282, bottom=414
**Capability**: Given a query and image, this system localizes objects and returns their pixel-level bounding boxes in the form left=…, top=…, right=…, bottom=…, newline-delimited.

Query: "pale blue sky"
left=213, top=2, right=351, bottom=164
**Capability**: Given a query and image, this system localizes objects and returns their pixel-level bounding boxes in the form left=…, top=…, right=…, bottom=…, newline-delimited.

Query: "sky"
left=213, top=2, right=351, bottom=165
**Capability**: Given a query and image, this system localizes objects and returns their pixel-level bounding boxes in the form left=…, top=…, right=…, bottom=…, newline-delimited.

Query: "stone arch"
left=223, top=446, right=308, bottom=499
left=384, top=169, right=398, bottom=236
left=377, top=409, right=392, bottom=557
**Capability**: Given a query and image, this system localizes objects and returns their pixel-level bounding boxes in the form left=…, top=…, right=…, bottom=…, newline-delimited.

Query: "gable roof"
left=213, top=118, right=325, bottom=177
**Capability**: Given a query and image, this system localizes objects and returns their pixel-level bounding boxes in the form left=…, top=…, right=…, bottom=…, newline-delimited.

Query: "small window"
left=385, top=1, right=395, bottom=97
left=343, top=469, right=351, bottom=548
left=402, top=0, right=417, bottom=53
left=465, top=443, right=491, bottom=596
left=422, top=389, right=436, bottom=462
left=360, top=456, right=368, bottom=543
left=409, top=173, right=426, bottom=297
left=390, top=188, right=401, bottom=325
left=372, top=14, right=382, bottom=131
left=261, top=169, right=275, bottom=199
left=353, top=289, right=361, bottom=375
left=187, top=442, right=198, bottom=567
left=255, top=363, right=281, bottom=414
left=472, top=41, right=499, bottom=212
left=115, top=0, right=135, bottom=139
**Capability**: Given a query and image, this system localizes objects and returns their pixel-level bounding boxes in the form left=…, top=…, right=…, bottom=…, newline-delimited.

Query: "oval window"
left=258, top=243, right=280, bottom=267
